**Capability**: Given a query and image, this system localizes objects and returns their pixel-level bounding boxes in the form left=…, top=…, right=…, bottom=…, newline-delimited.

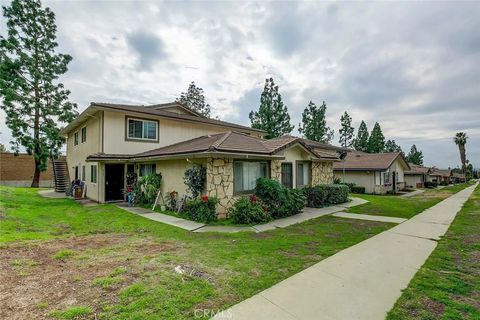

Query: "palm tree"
left=454, top=132, right=468, bottom=172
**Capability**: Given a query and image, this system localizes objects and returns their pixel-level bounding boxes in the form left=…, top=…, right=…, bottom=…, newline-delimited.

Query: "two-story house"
left=60, top=102, right=346, bottom=215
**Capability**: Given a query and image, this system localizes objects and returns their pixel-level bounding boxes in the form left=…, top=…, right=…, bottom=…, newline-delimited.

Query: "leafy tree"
left=384, top=139, right=403, bottom=155
left=367, top=122, right=385, bottom=153
left=406, top=144, right=424, bottom=165
left=249, top=78, right=294, bottom=139
left=453, top=132, right=468, bottom=171
left=298, top=101, right=333, bottom=143
left=353, top=121, right=369, bottom=152
left=0, top=0, right=77, bottom=187
left=176, top=81, right=211, bottom=117
left=338, top=111, right=354, bottom=148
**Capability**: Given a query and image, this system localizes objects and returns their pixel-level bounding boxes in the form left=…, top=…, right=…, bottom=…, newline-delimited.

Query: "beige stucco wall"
left=335, top=171, right=377, bottom=193
left=103, top=110, right=245, bottom=154
left=154, top=159, right=206, bottom=196
left=277, top=145, right=312, bottom=188
left=65, top=111, right=103, bottom=202
left=405, top=174, right=423, bottom=187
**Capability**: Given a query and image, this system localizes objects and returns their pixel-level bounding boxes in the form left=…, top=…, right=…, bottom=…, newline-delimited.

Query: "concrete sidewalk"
left=214, top=183, right=478, bottom=320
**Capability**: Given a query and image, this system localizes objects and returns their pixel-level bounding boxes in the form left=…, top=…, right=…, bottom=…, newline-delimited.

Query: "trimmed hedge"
left=304, top=184, right=349, bottom=208
left=229, top=196, right=271, bottom=224
left=183, top=196, right=218, bottom=223
left=255, top=178, right=306, bottom=218
left=424, top=181, right=438, bottom=188
left=350, top=186, right=366, bottom=194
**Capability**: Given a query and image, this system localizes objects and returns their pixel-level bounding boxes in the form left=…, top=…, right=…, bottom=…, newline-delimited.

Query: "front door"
left=281, top=163, right=293, bottom=188
left=392, top=171, right=397, bottom=192
left=105, top=164, right=125, bottom=201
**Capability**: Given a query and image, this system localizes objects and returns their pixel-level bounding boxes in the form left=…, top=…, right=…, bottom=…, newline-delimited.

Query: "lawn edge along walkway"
left=113, top=197, right=369, bottom=233
left=212, top=182, right=478, bottom=320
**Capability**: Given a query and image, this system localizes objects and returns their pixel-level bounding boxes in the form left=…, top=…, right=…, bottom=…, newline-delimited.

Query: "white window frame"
left=127, top=117, right=158, bottom=141
left=233, top=161, right=268, bottom=194
left=139, top=163, right=156, bottom=176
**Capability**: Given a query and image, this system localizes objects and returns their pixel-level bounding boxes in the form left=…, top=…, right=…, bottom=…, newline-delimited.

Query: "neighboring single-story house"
left=451, top=172, right=466, bottom=183
left=429, top=168, right=451, bottom=184
left=60, top=102, right=346, bottom=215
left=404, top=163, right=432, bottom=188
left=0, top=152, right=64, bottom=187
left=333, top=151, right=410, bottom=194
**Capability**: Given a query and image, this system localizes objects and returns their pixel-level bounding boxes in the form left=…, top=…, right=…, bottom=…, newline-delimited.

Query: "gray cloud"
left=126, top=31, right=167, bottom=70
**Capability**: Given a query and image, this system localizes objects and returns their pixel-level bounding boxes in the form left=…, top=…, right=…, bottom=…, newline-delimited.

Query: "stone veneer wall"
left=270, top=160, right=282, bottom=182
left=206, top=157, right=235, bottom=217
left=312, top=161, right=334, bottom=185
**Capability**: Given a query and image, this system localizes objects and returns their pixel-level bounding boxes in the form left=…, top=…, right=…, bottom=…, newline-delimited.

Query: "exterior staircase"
left=52, top=159, right=70, bottom=193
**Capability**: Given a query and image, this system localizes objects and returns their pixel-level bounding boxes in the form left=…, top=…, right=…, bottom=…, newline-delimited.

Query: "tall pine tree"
left=385, top=139, right=403, bottom=155
left=0, top=0, right=77, bottom=187
left=353, top=120, right=369, bottom=152
left=176, top=81, right=211, bottom=117
left=298, top=101, right=333, bottom=143
left=249, top=78, right=294, bottom=139
left=367, top=122, right=385, bottom=153
left=338, top=111, right=354, bottom=148
left=406, top=144, right=424, bottom=165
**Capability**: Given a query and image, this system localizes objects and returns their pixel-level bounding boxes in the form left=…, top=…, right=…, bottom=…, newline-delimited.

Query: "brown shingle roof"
left=333, top=151, right=409, bottom=171
left=405, top=163, right=431, bottom=175
left=430, top=168, right=451, bottom=177
left=86, top=132, right=342, bottom=161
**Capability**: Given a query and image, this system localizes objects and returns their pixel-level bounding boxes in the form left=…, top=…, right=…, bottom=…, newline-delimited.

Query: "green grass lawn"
left=0, top=186, right=394, bottom=320
left=347, top=183, right=473, bottom=219
left=387, top=184, right=480, bottom=320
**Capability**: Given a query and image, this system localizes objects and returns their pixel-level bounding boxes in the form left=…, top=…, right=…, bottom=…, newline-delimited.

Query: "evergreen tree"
left=367, top=122, right=386, bottom=153
left=384, top=139, right=403, bottom=155
left=406, top=144, right=424, bottom=165
left=338, top=111, right=354, bottom=148
left=298, top=101, right=334, bottom=143
left=249, top=78, right=294, bottom=139
left=353, top=120, right=369, bottom=152
left=0, top=0, right=77, bottom=187
left=176, top=81, right=211, bottom=117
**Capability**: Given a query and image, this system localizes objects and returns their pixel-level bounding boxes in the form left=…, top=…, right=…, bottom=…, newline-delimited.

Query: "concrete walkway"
left=38, top=189, right=67, bottom=199
left=400, top=189, right=425, bottom=198
left=213, top=182, right=478, bottom=320
left=116, top=197, right=368, bottom=233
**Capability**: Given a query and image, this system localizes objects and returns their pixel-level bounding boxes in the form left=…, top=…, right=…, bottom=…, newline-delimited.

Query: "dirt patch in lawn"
left=0, top=234, right=183, bottom=320
left=421, top=297, right=445, bottom=318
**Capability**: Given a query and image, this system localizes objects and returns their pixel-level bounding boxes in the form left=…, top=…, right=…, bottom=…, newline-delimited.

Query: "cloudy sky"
left=1, top=0, right=479, bottom=168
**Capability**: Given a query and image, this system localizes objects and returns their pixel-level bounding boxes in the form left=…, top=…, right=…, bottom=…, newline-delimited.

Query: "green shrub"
left=138, top=173, right=162, bottom=204
left=326, top=184, right=349, bottom=204
left=229, top=196, right=270, bottom=224
left=350, top=185, right=366, bottom=194
left=183, top=196, right=218, bottom=223
left=439, top=181, right=448, bottom=186
left=424, top=181, right=437, bottom=188
left=304, top=184, right=349, bottom=207
left=183, top=165, right=206, bottom=198
left=255, top=178, right=306, bottom=218
left=304, top=186, right=328, bottom=207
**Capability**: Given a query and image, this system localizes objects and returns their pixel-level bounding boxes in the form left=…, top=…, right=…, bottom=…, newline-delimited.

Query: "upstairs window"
left=81, top=127, right=87, bottom=143
left=74, top=132, right=79, bottom=146
left=127, top=118, right=158, bottom=141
